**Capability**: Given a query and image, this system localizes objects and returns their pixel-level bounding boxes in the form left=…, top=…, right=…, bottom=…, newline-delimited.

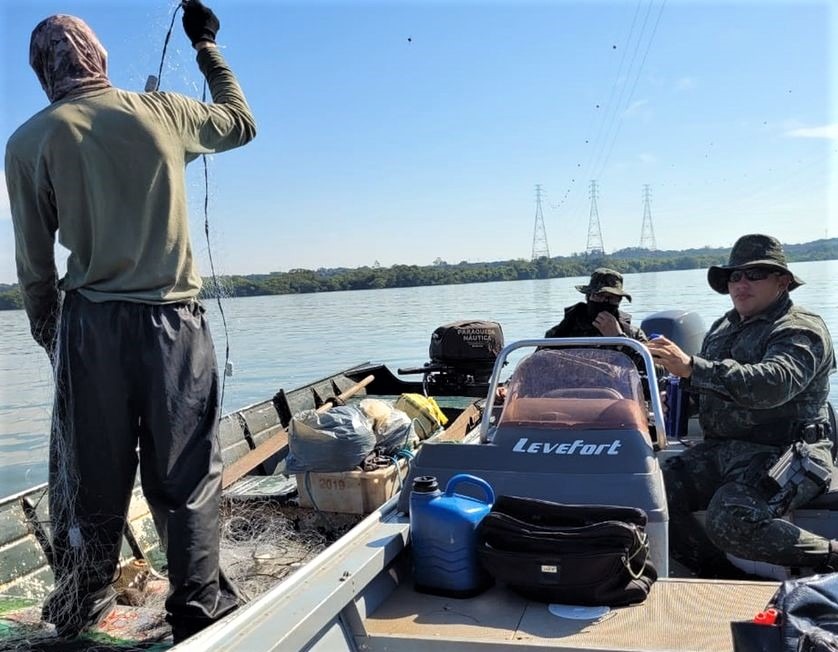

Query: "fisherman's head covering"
left=29, top=15, right=111, bottom=103
left=707, top=234, right=804, bottom=294
left=576, top=268, right=632, bottom=302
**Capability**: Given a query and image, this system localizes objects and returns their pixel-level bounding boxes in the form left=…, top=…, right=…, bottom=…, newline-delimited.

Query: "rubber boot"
left=43, top=585, right=118, bottom=639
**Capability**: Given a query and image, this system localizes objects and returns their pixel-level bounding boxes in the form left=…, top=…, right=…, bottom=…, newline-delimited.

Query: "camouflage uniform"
left=545, top=267, right=648, bottom=341
left=664, top=293, right=836, bottom=574
left=545, top=301, right=648, bottom=341
left=545, top=269, right=661, bottom=386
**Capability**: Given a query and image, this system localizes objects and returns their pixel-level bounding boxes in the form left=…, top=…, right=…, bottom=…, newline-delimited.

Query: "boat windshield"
left=498, top=348, right=648, bottom=431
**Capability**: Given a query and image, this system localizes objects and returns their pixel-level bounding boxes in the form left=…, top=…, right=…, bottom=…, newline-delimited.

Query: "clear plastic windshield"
left=498, top=348, right=649, bottom=431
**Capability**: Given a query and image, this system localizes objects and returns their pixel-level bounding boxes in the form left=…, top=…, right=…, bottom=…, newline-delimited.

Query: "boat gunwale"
left=174, top=493, right=409, bottom=651
left=0, top=483, right=48, bottom=509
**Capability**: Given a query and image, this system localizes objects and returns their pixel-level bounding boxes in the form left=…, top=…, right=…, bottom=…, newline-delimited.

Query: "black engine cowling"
left=429, top=320, right=504, bottom=370
left=399, top=320, right=504, bottom=395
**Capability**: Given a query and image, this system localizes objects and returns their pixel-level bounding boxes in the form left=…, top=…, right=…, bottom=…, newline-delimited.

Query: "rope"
left=303, top=471, right=335, bottom=531
left=200, top=80, right=232, bottom=410
left=152, top=6, right=232, bottom=411
left=152, top=4, right=181, bottom=91
left=623, top=529, right=649, bottom=580
left=392, top=449, right=415, bottom=497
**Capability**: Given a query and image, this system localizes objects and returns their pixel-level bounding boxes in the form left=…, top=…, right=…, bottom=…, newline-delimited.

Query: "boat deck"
left=362, top=578, right=777, bottom=651
left=174, top=507, right=781, bottom=652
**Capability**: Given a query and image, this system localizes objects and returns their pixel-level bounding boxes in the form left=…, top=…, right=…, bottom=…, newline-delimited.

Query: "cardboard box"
left=296, top=459, right=407, bottom=514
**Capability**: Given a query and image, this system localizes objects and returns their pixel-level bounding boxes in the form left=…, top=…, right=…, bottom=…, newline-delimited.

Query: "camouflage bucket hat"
left=707, top=234, right=804, bottom=294
left=575, top=268, right=632, bottom=302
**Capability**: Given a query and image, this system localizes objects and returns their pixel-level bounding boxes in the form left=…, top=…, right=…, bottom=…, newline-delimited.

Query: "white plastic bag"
left=360, top=398, right=418, bottom=454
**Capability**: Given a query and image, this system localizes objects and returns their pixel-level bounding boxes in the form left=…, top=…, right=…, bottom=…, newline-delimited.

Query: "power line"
left=588, top=0, right=655, bottom=180
left=580, top=1, right=645, bottom=188
left=591, top=0, right=668, bottom=182
left=548, top=1, right=644, bottom=216
left=556, top=0, right=667, bottom=232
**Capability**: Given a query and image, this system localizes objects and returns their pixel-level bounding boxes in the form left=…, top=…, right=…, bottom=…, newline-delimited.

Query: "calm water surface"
left=1, top=261, right=836, bottom=496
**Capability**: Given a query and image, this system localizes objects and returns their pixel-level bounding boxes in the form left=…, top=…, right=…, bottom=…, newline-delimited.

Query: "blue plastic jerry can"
left=409, top=473, right=495, bottom=597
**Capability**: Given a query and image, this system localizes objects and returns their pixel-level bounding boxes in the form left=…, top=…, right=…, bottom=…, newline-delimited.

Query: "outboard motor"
left=641, top=310, right=706, bottom=440
left=399, top=320, right=504, bottom=396
left=640, top=310, right=705, bottom=355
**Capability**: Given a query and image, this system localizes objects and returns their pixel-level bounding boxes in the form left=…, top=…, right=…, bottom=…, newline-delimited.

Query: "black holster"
left=762, top=441, right=832, bottom=514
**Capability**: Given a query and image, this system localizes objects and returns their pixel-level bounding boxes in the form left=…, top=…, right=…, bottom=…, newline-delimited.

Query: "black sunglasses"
left=727, top=268, right=779, bottom=283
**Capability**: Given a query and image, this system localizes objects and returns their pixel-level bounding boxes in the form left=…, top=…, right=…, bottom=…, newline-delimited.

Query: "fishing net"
left=6, top=288, right=354, bottom=651
left=218, top=498, right=362, bottom=602
left=1, top=493, right=363, bottom=651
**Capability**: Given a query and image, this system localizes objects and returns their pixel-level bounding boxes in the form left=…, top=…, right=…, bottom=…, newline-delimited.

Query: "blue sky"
left=1, top=0, right=836, bottom=284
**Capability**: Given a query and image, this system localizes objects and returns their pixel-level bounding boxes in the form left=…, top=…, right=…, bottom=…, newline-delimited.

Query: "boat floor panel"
left=362, top=578, right=778, bottom=651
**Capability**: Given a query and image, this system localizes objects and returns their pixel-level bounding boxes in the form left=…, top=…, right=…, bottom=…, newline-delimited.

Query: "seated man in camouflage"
left=545, top=268, right=649, bottom=341
left=498, top=268, right=650, bottom=403
left=648, top=234, right=837, bottom=577
left=542, top=267, right=665, bottom=392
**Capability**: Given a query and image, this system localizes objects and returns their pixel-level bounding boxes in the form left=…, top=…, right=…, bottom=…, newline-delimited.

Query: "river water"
left=1, top=260, right=836, bottom=497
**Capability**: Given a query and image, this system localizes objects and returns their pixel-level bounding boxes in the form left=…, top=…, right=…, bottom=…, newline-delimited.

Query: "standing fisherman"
left=5, top=0, right=256, bottom=642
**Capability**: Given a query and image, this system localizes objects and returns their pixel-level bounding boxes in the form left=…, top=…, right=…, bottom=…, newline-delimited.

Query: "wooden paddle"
left=222, top=374, right=375, bottom=489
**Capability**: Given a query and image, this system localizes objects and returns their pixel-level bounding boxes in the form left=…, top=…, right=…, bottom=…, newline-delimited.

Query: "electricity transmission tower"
left=531, top=184, right=550, bottom=260
left=585, top=180, right=605, bottom=255
left=640, top=184, right=657, bottom=250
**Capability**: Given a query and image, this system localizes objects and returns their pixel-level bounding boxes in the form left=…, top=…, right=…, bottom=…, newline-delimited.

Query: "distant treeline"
left=1, top=238, right=836, bottom=310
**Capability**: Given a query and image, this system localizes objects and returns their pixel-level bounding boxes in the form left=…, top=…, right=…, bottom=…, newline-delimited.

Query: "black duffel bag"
left=476, top=495, right=657, bottom=606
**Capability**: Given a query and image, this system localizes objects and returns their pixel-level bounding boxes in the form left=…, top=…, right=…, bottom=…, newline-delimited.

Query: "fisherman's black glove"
left=182, top=0, right=220, bottom=46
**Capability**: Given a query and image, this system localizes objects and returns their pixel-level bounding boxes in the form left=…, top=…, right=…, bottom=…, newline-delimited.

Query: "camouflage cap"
left=707, top=234, right=804, bottom=294
left=575, top=268, right=632, bottom=302
left=29, top=15, right=111, bottom=103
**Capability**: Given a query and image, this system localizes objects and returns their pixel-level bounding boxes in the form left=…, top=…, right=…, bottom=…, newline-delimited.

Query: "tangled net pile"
left=0, top=496, right=362, bottom=651
left=218, top=498, right=362, bottom=602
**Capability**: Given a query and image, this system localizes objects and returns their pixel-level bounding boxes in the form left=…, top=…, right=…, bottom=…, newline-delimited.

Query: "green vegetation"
left=198, top=237, right=838, bottom=299
left=0, top=284, right=23, bottom=311
left=1, top=239, right=835, bottom=309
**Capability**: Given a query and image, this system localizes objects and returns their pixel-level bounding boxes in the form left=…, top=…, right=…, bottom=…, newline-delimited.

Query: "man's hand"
left=647, top=336, right=693, bottom=378
left=182, top=0, right=220, bottom=47
left=593, top=311, right=623, bottom=337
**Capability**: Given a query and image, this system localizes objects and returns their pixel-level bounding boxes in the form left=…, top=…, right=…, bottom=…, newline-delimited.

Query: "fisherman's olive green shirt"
left=5, top=47, right=256, bottom=346
left=691, top=293, right=836, bottom=445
